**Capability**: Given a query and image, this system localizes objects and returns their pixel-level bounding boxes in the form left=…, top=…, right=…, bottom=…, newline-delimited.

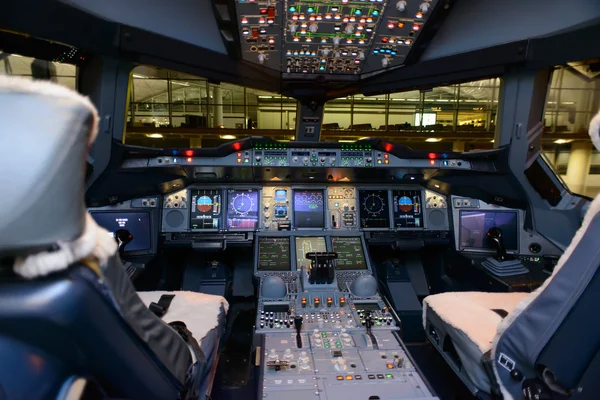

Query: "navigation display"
left=392, top=190, right=423, bottom=228
left=331, top=237, right=367, bottom=270
left=359, top=189, right=391, bottom=228
left=190, top=189, right=221, bottom=229
left=293, top=189, right=325, bottom=228
left=295, top=236, right=327, bottom=270
left=459, top=210, right=519, bottom=251
left=91, top=211, right=151, bottom=252
left=226, top=189, right=259, bottom=230
left=258, top=237, right=291, bottom=271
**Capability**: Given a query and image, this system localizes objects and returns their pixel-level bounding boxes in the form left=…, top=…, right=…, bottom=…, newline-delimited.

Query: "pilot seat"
left=0, top=75, right=228, bottom=400
left=423, top=110, right=600, bottom=399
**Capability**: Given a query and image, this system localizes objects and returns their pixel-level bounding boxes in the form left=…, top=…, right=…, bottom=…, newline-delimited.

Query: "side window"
left=542, top=63, right=600, bottom=197
left=0, top=52, right=77, bottom=90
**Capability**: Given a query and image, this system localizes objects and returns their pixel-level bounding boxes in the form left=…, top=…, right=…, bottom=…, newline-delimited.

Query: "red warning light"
left=184, top=150, right=194, bottom=157
left=384, top=143, right=393, bottom=152
left=428, top=153, right=436, bottom=159
left=233, top=142, right=242, bottom=151
left=259, top=8, right=267, bottom=14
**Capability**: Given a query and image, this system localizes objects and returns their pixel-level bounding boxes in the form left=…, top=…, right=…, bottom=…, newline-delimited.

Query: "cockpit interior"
left=1, top=1, right=600, bottom=399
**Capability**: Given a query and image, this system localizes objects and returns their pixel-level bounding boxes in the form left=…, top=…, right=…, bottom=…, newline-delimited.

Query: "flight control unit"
left=254, top=233, right=438, bottom=400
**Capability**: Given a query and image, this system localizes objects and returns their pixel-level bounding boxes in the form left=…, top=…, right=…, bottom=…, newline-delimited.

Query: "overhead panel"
left=235, top=0, right=439, bottom=78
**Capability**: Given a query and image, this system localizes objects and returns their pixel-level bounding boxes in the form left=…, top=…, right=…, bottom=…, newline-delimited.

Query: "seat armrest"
left=481, top=350, right=503, bottom=400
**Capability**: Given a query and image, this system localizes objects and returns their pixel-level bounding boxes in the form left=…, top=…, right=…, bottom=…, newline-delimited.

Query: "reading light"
left=220, top=135, right=237, bottom=140
left=425, top=138, right=441, bottom=142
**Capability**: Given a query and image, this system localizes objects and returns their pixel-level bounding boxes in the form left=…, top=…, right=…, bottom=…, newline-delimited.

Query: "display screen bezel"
left=90, top=210, right=153, bottom=254
left=391, top=189, right=425, bottom=230
left=331, top=236, right=368, bottom=270
left=225, top=188, right=261, bottom=231
left=189, top=188, right=223, bottom=231
left=358, top=189, right=392, bottom=230
left=293, top=189, right=326, bottom=229
left=458, top=210, right=520, bottom=253
left=257, top=237, right=292, bottom=271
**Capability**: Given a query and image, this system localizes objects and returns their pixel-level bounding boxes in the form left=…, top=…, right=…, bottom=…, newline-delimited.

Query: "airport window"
left=323, top=78, right=501, bottom=150
left=0, top=52, right=77, bottom=90
left=124, top=66, right=297, bottom=148
left=542, top=62, right=600, bottom=197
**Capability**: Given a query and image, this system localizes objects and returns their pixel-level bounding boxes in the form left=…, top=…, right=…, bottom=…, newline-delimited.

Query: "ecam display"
left=293, top=189, right=325, bottom=228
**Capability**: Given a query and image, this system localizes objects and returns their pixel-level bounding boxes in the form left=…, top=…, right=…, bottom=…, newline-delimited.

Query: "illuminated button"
left=386, top=374, right=393, bottom=379
left=377, top=374, right=384, bottom=379
left=384, top=159, right=389, bottom=164
left=387, top=364, right=394, bottom=369
left=397, top=22, right=405, bottom=28
left=377, top=160, right=382, bottom=164
left=355, top=375, right=362, bottom=380
left=314, top=298, right=320, bottom=305
left=327, top=297, right=333, bottom=307
left=384, top=154, right=389, bottom=159
left=368, top=375, right=376, bottom=380
left=337, top=376, right=344, bottom=381
left=345, top=376, right=353, bottom=380
left=340, top=297, right=346, bottom=306
left=301, top=298, right=307, bottom=307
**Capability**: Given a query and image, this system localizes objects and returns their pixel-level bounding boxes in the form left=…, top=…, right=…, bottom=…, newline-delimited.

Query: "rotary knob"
left=309, top=23, right=318, bottom=33
left=283, top=348, right=294, bottom=360
left=268, top=349, right=278, bottom=360
left=345, top=24, right=354, bottom=34
left=289, top=23, right=298, bottom=34
left=333, top=357, right=347, bottom=371
left=397, top=0, right=407, bottom=11
left=420, top=2, right=430, bottom=13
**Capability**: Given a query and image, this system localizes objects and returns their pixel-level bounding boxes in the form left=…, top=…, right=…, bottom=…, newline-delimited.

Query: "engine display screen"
left=331, top=237, right=367, bottom=270
left=190, top=189, right=221, bottom=229
left=459, top=210, right=519, bottom=251
left=91, top=211, right=151, bottom=252
left=295, top=236, right=327, bottom=270
left=359, top=189, right=391, bottom=228
left=392, top=190, right=423, bottom=228
left=293, top=189, right=325, bottom=228
left=227, top=189, right=259, bottom=230
left=257, top=237, right=291, bottom=271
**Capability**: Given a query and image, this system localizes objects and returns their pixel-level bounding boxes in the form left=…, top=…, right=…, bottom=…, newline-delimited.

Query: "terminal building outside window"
left=0, top=53, right=598, bottom=197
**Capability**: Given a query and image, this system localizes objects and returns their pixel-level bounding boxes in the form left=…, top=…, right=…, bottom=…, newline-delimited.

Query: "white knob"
left=300, top=362, right=311, bottom=370
left=335, top=320, right=342, bottom=328
left=301, top=351, right=307, bottom=357
left=382, top=57, right=389, bottom=68
left=283, top=348, right=293, bottom=359
left=397, top=0, right=407, bottom=11
left=315, top=338, right=322, bottom=345
left=341, top=333, right=350, bottom=338
left=289, top=23, right=297, bottom=34
left=309, top=23, right=318, bottom=33
left=322, top=49, right=330, bottom=57
left=269, top=349, right=278, bottom=360
left=334, top=51, right=341, bottom=58
left=313, top=329, right=320, bottom=335
left=420, top=2, right=430, bottom=12
left=258, top=54, right=266, bottom=64
left=334, top=357, right=347, bottom=371
left=358, top=51, right=365, bottom=60
left=345, top=24, right=354, bottom=34
left=333, top=36, right=341, bottom=48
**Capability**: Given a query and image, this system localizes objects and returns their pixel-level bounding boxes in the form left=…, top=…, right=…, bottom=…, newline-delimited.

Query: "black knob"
left=510, top=369, right=523, bottom=381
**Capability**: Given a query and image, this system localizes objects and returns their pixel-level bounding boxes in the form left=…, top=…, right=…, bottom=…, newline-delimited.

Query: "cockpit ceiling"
left=236, top=0, right=440, bottom=77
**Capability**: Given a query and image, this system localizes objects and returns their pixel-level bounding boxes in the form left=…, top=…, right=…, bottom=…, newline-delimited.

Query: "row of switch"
left=336, top=374, right=394, bottom=380
left=301, top=296, right=346, bottom=307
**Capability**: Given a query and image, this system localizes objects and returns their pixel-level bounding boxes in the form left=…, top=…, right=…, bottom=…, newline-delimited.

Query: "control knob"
left=382, top=58, right=389, bottom=68
left=255, top=155, right=262, bottom=162
left=283, top=348, right=293, bottom=360
left=358, top=51, right=365, bottom=61
left=366, top=157, right=372, bottom=163
left=322, top=49, right=330, bottom=57
left=320, top=157, right=326, bottom=163
left=268, top=349, right=279, bottom=360
left=420, top=2, right=430, bottom=13
left=258, top=54, right=266, bottom=64
left=345, top=24, right=354, bottom=34
left=397, top=0, right=407, bottom=11
left=289, top=23, right=298, bottom=34
left=298, top=351, right=310, bottom=364
left=333, top=357, right=347, bottom=371
left=293, top=156, right=298, bottom=162
left=309, top=23, right=318, bottom=33
left=333, top=36, right=341, bottom=48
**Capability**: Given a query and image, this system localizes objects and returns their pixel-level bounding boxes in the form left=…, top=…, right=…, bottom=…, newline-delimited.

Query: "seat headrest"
left=590, top=110, right=600, bottom=151
left=0, top=76, right=99, bottom=256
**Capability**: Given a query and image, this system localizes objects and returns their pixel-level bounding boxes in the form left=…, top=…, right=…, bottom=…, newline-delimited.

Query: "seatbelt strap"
left=149, top=294, right=176, bottom=317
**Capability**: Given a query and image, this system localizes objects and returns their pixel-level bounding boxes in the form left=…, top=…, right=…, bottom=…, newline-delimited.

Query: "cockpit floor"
left=405, top=342, right=475, bottom=400
left=211, top=301, right=258, bottom=399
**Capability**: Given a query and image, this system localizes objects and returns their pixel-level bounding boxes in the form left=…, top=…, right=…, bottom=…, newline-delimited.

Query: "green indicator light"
left=289, top=6, right=296, bottom=12
left=355, top=9, right=362, bottom=15
left=322, top=332, right=327, bottom=337
left=386, top=374, right=393, bottom=379
left=376, top=322, right=381, bottom=326
left=372, top=10, right=379, bottom=16
left=307, top=6, right=314, bottom=13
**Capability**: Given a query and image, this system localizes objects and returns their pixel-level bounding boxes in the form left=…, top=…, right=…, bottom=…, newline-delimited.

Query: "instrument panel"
left=161, top=185, right=450, bottom=233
